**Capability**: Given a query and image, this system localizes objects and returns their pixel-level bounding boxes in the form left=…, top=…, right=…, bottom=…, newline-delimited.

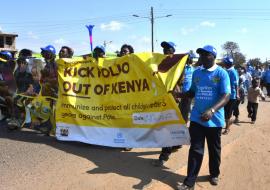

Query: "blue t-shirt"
left=263, top=69, right=270, bottom=83
left=226, top=67, right=239, bottom=99
left=182, top=65, right=194, bottom=92
left=190, top=65, right=231, bottom=127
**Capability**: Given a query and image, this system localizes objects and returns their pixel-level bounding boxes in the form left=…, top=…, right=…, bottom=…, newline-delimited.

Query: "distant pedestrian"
left=247, top=78, right=265, bottom=124
left=233, top=78, right=245, bottom=123
left=222, top=56, right=239, bottom=135
left=243, top=68, right=252, bottom=94
left=262, top=64, right=270, bottom=96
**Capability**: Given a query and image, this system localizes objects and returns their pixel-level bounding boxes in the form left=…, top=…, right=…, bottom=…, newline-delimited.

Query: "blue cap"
left=188, top=51, right=196, bottom=59
left=161, top=41, right=176, bottom=51
left=94, top=45, right=105, bottom=53
left=223, top=56, right=234, bottom=65
left=196, top=45, right=217, bottom=57
left=40, top=45, right=56, bottom=54
left=0, top=51, right=13, bottom=60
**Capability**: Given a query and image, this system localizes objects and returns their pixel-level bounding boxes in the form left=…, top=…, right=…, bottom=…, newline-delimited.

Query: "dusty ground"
left=1, top=100, right=270, bottom=190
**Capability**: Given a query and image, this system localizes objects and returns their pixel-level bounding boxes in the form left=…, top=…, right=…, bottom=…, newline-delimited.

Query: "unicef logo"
left=114, top=132, right=125, bottom=144
left=117, top=132, right=123, bottom=139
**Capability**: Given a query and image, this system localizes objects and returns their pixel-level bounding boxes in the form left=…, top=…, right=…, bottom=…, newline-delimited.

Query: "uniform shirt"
left=247, top=87, right=265, bottom=103
left=182, top=64, right=194, bottom=92
left=244, top=72, right=252, bottom=83
left=226, top=67, right=239, bottom=99
left=252, top=69, right=262, bottom=78
left=190, top=64, right=231, bottom=127
left=263, top=69, right=270, bottom=83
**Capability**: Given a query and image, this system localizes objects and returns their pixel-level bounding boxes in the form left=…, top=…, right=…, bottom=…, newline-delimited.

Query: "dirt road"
left=1, top=100, right=270, bottom=190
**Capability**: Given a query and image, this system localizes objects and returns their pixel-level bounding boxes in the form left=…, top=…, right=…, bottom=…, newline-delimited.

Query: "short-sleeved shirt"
left=263, top=69, right=270, bottom=83
left=226, top=67, right=239, bottom=99
left=247, top=87, right=265, bottom=103
left=252, top=69, right=262, bottom=78
left=190, top=64, right=231, bottom=127
left=182, top=65, right=194, bottom=92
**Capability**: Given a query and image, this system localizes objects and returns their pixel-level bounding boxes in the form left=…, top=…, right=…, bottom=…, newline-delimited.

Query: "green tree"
left=221, top=41, right=246, bottom=67
left=233, top=52, right=246, bottom=67
left=248, top=58, right=262, bottom=67
left=222, top=41, right=240, bottom=56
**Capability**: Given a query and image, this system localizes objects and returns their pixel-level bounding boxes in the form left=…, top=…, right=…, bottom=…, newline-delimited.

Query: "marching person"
left=59, top=46, right=74, bottom=58
left=152, top=41, right=182, bottom=167
left=179, top=52, right=195, bottom=122
left=222, top=56, right=239, bottom=135
left=119, top=44, right=134, bottom=57
left=262, top=64, right=270, bottom=96
left=119, top=44, right=134, bottom=151
left=176, top=45, right=230, bottom=190
left=93, top=45, right=106, bottom=60
left=40, top=45, right=58, bottom=97
left=247, top=78, right=265, bottom=124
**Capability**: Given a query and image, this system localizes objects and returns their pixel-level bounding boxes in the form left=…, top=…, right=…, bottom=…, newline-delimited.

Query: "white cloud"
left=0, top=26, right=2, bottom=32
left=179, top=21, right=215, bottom=36
left=54, top=38, right=67, bottom=45
left=106, top=43, right=119, bottom=53
left=129, top=35, right=137, bottom=40
left=200, top=21, right=216, bottom=27
left=181, top=27, right=196, bottom=35
left=27, top=31, right=39, bottom=39
left=100, top=21, right=124, bottom=31
left=239, top=27, right=248, bottom=34
left=141, top=36, right=151, bottom=43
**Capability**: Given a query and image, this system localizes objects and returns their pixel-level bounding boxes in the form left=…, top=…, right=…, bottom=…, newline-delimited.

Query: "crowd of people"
left=1, top=42, right=270, bottom=190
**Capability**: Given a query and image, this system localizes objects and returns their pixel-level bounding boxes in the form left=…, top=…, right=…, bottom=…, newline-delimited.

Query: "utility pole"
left=133, top=7, right=172, bottom=52
left=150, top=7, right=154, bottom=52
left=103, top=40, right=112, bottom=48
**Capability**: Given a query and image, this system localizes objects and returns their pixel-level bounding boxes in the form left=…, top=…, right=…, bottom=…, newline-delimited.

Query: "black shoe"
left=209, top=177, right=219, bottom=186
left=176, top=183, right=194, bottom=190
left=171, top=145, right=182, bottom=152
left=123, top=148, right=132, bottom=151
left=23, top=123, right=31, bottom=128
left=151, top=159, right=165, bottom=167
left=234, top=118, right=240, bottom=123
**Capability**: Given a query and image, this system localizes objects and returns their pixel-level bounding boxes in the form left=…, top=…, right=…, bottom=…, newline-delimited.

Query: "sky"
left=1, top=0, right=270, bottom=60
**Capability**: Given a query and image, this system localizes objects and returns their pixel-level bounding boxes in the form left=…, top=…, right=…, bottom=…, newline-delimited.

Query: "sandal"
left=222, top=129, right=230, bottom=135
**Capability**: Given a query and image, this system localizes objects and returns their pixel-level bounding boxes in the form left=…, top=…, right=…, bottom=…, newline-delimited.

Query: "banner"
left=55, top=53, right=190, bottom=147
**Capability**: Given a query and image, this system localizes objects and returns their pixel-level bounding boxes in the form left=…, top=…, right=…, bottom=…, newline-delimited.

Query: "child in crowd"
left=30, top=59, right=43, bottom=95
left=14, top=57, right=34, bottom=94
left=247, top=78, right=265, bottom=124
